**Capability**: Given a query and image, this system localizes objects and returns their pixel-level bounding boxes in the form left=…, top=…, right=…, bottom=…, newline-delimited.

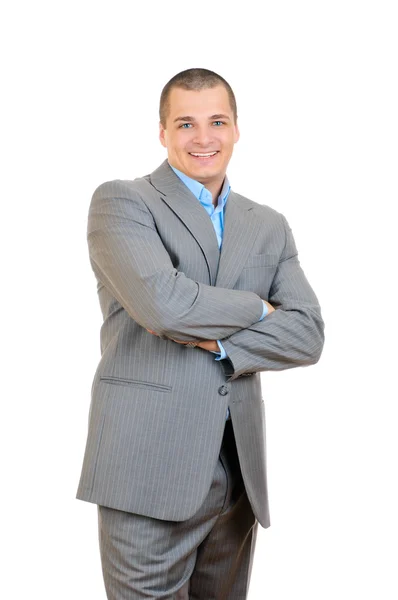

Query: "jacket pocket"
left=100, top=376, right=172, bottom=393
left=243, top=253, right=278, bottom=268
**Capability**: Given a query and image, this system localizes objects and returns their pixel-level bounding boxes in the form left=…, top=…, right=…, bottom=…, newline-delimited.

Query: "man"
left=76, top=68, right=324, bottom=599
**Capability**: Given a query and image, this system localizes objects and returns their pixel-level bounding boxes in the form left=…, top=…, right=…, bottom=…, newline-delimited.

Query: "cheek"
left=220, top=133, right=235, bottom=148
left=175, top=134, right=192, bottom=151
left=220, top=141, right=234, bottom=158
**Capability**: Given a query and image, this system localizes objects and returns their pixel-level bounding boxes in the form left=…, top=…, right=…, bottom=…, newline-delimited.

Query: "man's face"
left=159, top=85, right=240, bottom=186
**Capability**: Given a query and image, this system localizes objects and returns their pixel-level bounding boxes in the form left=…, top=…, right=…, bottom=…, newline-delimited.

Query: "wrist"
left=198, top=340, right=219, bottom=352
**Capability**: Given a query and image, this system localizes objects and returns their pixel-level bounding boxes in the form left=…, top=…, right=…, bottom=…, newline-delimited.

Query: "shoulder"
left=231, top=190, right=286, bottom=225
left=92, top=177, right=149, bottom=201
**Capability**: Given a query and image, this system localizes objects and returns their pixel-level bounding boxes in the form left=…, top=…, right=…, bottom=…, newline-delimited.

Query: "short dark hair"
left=159, top=68, right=237, bottom=127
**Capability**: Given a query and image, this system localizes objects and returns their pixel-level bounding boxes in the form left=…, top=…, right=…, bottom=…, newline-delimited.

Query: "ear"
left=159, top=122, right=167, bottom=148
left=234, top=120, right=240, bottom=143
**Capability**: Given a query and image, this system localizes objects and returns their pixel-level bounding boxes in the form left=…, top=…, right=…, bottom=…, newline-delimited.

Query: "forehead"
left=167, top=85, right=232, bottom=119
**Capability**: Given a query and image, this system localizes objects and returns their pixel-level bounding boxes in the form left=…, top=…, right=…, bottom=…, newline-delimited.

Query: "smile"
left=188, top=151, right=219, bottom=162
left=189, top=152, right=218, bottom=157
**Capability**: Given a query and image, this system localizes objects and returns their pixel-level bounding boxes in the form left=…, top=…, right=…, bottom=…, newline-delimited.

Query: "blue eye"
left=213, top=121, right=224, bottom=126
left=180, top=123, right=192, bottom=128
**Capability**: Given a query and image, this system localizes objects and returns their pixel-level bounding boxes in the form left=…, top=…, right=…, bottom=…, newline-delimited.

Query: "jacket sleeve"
left=87, top=180, right=264, bottom=340
left=219, top=215, right=325, bottom=380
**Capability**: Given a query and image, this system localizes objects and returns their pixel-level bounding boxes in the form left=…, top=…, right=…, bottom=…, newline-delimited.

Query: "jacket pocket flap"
left=243, top=253, right=278, bottom=268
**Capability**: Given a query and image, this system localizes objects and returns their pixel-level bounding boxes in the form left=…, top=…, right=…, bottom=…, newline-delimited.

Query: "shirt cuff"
left=213, top=303, right=267, bottom=362
left=214, top=340, right=227, bottom=361
left=259, top=301, right=268, bottom=321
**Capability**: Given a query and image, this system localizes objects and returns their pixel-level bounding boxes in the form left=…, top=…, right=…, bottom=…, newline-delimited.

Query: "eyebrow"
left=173, top=114, right=231, bottom=123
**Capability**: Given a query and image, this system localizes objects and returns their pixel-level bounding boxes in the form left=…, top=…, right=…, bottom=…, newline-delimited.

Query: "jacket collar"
left=148, top=159, right=262, bottom=288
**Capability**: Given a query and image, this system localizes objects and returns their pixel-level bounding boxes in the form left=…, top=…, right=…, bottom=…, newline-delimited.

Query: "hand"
left=146, top=329, right=218, bottom=352
left=261, top=299, right=275, bottom=315
left=169, top=338, right=219, bottom=353
left=195, top=340, right=219, bottom=352
left=146, top=328, right=195, bottom=346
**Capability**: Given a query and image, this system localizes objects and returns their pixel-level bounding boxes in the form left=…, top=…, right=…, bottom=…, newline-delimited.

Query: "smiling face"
left=159, top=85, right=240, bottom=196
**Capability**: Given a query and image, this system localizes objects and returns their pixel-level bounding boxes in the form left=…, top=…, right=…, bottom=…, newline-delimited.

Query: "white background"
left=1, top=1, right=397, bottom=598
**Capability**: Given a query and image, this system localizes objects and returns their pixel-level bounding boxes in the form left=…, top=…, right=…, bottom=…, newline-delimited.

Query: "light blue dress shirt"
left=169, top=163, right=268, bottom=361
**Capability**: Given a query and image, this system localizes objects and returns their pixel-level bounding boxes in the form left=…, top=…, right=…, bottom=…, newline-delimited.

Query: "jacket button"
left=218, top=385, right=229, bottom=396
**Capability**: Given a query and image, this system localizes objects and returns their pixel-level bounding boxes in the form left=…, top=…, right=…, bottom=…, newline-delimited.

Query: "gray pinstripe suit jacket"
left=76, top=159, right=324, bottom=528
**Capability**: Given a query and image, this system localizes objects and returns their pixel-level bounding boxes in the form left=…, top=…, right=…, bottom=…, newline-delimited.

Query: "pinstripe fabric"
left=76, top=159, right=324, bottom=527
left=97, top=419, right=258, bottom=599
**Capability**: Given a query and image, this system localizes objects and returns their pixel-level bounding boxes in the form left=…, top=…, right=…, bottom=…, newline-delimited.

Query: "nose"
left=192, top=125, right=212, bottom=147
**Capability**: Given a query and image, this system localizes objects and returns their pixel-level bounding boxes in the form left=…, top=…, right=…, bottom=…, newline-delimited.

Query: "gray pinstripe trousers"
left=97, top=419, right=258, bottom=599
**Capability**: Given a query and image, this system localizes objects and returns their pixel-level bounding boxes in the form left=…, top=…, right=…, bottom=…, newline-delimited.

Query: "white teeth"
left=190, top=152, right=217, bottom=157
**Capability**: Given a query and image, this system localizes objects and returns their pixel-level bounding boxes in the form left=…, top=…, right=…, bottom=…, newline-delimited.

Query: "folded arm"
left=87, top=181, right=264, bottom=340
left=217, top=216, right=325, bottom=379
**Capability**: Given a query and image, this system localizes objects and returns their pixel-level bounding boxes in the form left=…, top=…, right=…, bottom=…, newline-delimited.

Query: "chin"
left=190, top=163, right=221, bottom=175
left=192, top=169, right=219, bottom=181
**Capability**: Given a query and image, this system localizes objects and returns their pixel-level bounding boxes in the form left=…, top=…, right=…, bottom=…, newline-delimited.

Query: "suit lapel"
left=149, top=160, right=261, bottom=289
left=149, top=160, right=220, bottom=285
left=215, top=191, right=262, bottom=289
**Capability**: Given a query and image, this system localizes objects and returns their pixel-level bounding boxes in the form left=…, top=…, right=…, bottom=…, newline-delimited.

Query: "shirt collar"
left=169, top=163, right=231, bottom=210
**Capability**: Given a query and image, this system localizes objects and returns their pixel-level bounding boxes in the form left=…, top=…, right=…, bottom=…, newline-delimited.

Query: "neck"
left=200, top=177, right=225, bottom=207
